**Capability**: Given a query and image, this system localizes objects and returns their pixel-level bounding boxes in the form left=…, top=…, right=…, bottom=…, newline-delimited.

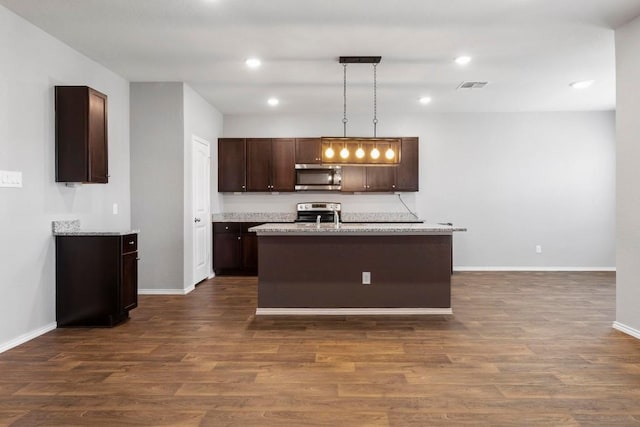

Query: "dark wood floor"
left=1, top=272, right=639, bottom=426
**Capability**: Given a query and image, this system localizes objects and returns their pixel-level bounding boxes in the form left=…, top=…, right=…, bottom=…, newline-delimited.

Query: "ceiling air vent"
left=458, top=81, right=489, bottom=89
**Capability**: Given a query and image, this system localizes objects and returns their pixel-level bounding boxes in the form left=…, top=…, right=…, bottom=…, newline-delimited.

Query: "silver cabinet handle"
left=136, top=258, right=141, bottom=261
left=195, top=218, right=201, bottom=223
left=128, top=241, right=135, bottom=245
left=237, top=236, right=241, bottom=240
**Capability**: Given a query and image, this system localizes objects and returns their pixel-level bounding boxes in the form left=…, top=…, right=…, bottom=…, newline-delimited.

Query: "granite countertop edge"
left=212, top=212, right=426, bottom=223
left=51, top=219, right=139, bottom=236
left=53, top=230, right=140, bottom=236
left=249, top=223, right=467, bottom=234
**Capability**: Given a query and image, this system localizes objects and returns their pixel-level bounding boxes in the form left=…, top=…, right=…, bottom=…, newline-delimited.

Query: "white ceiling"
left=3, top=0, right=640, bottom=114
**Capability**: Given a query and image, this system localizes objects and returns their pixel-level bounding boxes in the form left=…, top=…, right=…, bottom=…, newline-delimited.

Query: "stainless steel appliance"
left=295, top=202, right=341, bottom=223
left=294, top=164, right=342, bottom=191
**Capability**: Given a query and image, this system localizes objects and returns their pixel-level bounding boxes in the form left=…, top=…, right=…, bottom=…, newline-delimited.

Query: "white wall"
left=130, top=82, right=184, bottom=293
left=0, top=6, right=130, bottom=351
left=615, top=15, right=640, bottom=338
left=183, top=84, right=223, bottom=287
left=223, top=111, right=616, bottom=269
left=131, top=82, right=222, bottom=293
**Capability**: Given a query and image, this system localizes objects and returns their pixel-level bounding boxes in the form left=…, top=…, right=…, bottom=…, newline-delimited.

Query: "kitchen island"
left=250, top=222, right=466, bottom=315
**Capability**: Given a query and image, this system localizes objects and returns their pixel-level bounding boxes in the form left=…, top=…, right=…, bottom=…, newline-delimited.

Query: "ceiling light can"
left=267, top=97, right=279, bottom=106
left=455, top=56, right=472, bottom=66
left=245, top=58, right=261, bottom=68
left=419, top=96, right=432, bottom=105
left=570, top=80, right=594, bottom=89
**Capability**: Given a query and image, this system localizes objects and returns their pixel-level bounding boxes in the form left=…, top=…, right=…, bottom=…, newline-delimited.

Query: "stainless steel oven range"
left=295, top=202, right=341, bottom=223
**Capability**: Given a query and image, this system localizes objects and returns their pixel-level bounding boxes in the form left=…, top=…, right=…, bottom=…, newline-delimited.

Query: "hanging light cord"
left=342, top=63, right=348, bottom=137
left=373, top=63, right=378, bottom=138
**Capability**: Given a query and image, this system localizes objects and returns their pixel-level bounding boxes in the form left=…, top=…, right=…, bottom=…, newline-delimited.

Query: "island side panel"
left=257, top=234, right=451, bottom=308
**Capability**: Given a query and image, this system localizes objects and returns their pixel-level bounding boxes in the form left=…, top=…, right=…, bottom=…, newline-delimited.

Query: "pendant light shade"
left=340, top=146, right=350, bottom=159
left=370, top=147, right=381, bottom=160
left=355, top=146, right=365, bottom=159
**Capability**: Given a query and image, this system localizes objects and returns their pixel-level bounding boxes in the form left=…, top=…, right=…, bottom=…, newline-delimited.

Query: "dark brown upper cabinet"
left=246, top=138, right=295, bottom=192
left=295, top=138, right=322, bottom=164
left=218, top=138, right=246, bottom=192
left=395, top=137, right=419, bottom=191
left=341, top=137, right=419, bottom=192
left=55, top=86, right=108, bottom=183
left=341, top=166, right=395, bottom=192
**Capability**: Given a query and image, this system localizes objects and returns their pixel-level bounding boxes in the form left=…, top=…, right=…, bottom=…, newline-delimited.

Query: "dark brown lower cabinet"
left=213, top=222, right=260, bottom=275
left=55, top=233, right=138, bottom=327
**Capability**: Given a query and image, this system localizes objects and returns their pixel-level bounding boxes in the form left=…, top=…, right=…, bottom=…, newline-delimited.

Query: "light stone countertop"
left=249, top=222, right=466, bottom=236
left=212, top=212, right=425, bottom=223
left=52, top=220, right=139, bottom=236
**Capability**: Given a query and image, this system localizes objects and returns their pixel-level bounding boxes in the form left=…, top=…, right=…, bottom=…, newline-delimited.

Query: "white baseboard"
left=0, top=322, right=57, bottom=354
left=613, top=321, right=640, bottom=339
left=455, top=266, right=616, bottom=272
left=138, top=286, right=194, bottom=295
left=255, top=308, right=452, bottom=316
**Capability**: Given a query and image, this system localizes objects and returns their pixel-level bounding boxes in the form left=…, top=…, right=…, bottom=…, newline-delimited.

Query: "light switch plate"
left=0, top=170, right=22, bottom=188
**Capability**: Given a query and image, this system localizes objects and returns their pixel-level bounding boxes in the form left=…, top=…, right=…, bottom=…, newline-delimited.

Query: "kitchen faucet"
left=316, top=214, right=321, bottom=229
left=333, top=209, right=340, bottom=229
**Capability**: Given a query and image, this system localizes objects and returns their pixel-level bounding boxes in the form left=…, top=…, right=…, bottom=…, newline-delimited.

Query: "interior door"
left=192, top=136, right=211, bottom=284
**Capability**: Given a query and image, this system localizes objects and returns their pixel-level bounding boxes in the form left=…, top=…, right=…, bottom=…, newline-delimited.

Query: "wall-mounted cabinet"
left=341, top=138, right=419, bottom=192
left=295, top=138, right=322, bottom=164
left=395, top=137, right=419, bottom=191
left=246, top=138, right=295, bottom=192
left=55, top=86, right=108, bottom=183
left=217, top=136, right=418, bottom=193
left=218, top=138, right=246, bottom=192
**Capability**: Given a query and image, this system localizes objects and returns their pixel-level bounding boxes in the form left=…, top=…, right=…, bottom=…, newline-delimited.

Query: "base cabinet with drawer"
left=55, top=233, right=138, bottom=327
left=213, top=222, right=261, bottom=275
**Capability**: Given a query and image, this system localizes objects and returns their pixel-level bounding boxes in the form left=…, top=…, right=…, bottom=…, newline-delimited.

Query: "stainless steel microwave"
left=294, top=164, right=342, bottom=191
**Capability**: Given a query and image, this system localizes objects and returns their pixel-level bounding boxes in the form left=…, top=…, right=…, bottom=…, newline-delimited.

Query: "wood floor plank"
left=1, top=271, right=639, bottom=426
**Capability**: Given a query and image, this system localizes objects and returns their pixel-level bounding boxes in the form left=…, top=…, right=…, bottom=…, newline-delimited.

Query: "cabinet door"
left=218, top=138, right=246, bottom=192
left=55, top=86, right=108, bottom=183
left=271, top=138, right=295, bottom=191
left=242, top=233, right=258, bottom=272
left=341, top=166, right=367, bottom=192
left=246, top=138, right=272, bottom=191
left=295, top=138, right=322, bottom=164
left=88, top=89, right=108, bottom=183
left=366, top=167, right=396, bottom=192
left=395, top=137, right=419, bottom=191
left=121, top=251, right=138, bottom=311
left=213, top=233, right=242, bottom=271
left=241, top=222, right=261, bottom=272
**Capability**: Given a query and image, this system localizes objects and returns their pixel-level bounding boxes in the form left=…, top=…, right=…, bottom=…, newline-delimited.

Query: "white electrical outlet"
left=536, top=245, right=542, bottom=254
left=362, top=271, right=371, bottom=284
left=0, top=170, right=22, bottom=188
left=112, top=203, right=119, bottom=215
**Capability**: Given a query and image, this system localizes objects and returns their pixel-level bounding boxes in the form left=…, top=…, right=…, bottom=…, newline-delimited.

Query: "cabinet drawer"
left=214, top=222, right=241, bottom=234
left=122, top=234, right=138, bottom=253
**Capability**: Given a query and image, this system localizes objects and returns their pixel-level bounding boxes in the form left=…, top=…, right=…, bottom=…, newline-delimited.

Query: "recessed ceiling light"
left=570, top=80, right=594, bottom=89
left=454, top=56, right=472, bottom=66
left=418, top=96, right=432, bottom=105
left=245, top=58, right=261, bottom=69
left=267, top=97, right=279, bottom=106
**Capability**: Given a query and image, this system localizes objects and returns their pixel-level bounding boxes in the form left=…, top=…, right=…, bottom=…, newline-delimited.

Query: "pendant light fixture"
left=321, top=56, right=401, bottom=165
